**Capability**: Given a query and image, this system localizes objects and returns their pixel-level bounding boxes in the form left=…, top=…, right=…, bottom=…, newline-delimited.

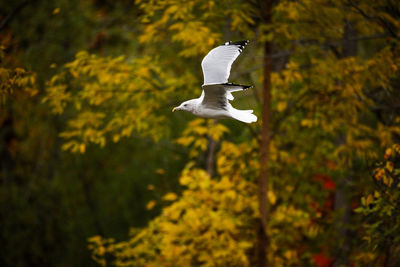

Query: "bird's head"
left=172, top=99, right=197, bottom=113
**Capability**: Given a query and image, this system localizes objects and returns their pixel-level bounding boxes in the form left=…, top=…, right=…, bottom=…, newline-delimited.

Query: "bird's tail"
left=230, top=108, right=257, bottom=123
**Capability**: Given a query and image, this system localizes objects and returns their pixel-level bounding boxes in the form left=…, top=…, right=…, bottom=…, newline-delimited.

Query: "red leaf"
left=314, top=174, right=336, bottom=191
left=323, top=179, right=335, bottom=190
left=312, top=250, right=333, bottom=267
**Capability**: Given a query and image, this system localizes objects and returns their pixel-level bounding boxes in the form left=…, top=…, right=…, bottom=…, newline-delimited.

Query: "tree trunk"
left=333, top=21, right=357, bottom=267
left=257, top=1, right=272, bottom=266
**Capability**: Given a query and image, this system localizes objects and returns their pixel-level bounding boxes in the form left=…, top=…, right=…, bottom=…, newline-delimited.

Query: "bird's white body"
left=173, top=40, right=257, bottom=123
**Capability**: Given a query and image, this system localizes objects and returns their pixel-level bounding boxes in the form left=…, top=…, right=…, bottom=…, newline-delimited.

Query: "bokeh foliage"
left=1, top=0, right=400, bottom=266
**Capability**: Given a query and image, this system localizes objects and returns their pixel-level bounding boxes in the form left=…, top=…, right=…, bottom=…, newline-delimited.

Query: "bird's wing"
left=201, top=84, right=229, bottom=110
left=220, top=83, right=252, bottom=100
left=201, top=40, right=249, bottom=86
left=201, top=83, right=252, bottom=109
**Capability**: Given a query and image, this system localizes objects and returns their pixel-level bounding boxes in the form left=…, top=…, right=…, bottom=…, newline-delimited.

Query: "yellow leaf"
left=300, top=119, right=313, bottom=127
left=146, top=200, right=156, bottom=210
left=15, top=68, right=25, bottom=74
left=365, top=194, right=373, bottom=207
left=384, top=148, right=392, bottom=159
left=277, top=101, right=287, bottom=112
left=284, top=250, right=296, bottom=260
left=180, top=174, right=193, bottom=186
left=163, top=192, right=177, bottom=201
left=268, top=190, right=277, bottom=205
left=383, top=175, right=393, bottom=187
left=97, top=246, right=105, bottom=256
left=88, top=235, right=102, bottom=243
left=113, top=135, right=120, bottom=143
left=26, top=89, right=39, bottom=96
left=147, top=184, right=155, bottom=191
left=79, top=143, right=86, bottom=153
left=225, top=190, right=237, bottom=199
left=156, top=168, right=165, bottom=175
left=70, top=69, right=78, bottom=78
left=386, top=161, right=394, bottom=173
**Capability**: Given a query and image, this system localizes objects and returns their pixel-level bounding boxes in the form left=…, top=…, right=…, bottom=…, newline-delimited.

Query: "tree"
left=2, top=0, right=400, bottom=266
left=356, top=144, right=400, bottom=266
left=49, top=0, right=400, bottom=265
left=1, top=1, right=189, bottom=266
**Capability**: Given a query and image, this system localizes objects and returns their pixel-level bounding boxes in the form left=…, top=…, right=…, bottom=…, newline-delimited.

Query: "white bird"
left=172, top=40, right=257, bottom=123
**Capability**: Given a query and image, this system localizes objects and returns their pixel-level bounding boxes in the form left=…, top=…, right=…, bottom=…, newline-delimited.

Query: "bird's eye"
left=184, top=104, right=187, bottom=107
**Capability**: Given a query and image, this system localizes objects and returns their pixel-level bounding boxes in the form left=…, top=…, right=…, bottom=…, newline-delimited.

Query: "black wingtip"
left=222, top=83, right=253, bottom=90
left=224, top=40, right=249, bottom=46
left=231, top=40, right=249, bottom=46
left=224, top=40, right=249, bottom=51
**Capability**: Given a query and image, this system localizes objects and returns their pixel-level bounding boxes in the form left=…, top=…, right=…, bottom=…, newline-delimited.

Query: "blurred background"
left=1, top=0, right=400, bottom=266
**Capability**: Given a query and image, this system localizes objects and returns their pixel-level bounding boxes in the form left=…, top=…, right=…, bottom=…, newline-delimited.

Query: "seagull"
left=172, top=40, right=257, bottom=123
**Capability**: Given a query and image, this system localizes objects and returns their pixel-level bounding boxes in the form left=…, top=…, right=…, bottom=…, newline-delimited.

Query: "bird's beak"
left=172, top=107, right=177, bottom=112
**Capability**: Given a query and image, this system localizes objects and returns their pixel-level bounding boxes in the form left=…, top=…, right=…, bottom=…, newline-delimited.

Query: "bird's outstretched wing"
left=201, top=40, right=249, bottom=86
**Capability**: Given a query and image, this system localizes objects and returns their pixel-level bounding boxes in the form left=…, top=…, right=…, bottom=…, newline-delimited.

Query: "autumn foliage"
left=1, top=0, right=400, bottom=266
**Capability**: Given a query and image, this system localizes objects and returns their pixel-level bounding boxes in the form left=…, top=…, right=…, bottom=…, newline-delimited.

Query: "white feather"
left=229, top=108, right=257, bottom=123
left=201, top=41, right=248, bottom=85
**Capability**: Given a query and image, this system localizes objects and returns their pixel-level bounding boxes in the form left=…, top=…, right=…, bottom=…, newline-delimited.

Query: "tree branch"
left=347, top=0, right=399, bottom=40
left=0, top=0, right=36, bottom=31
